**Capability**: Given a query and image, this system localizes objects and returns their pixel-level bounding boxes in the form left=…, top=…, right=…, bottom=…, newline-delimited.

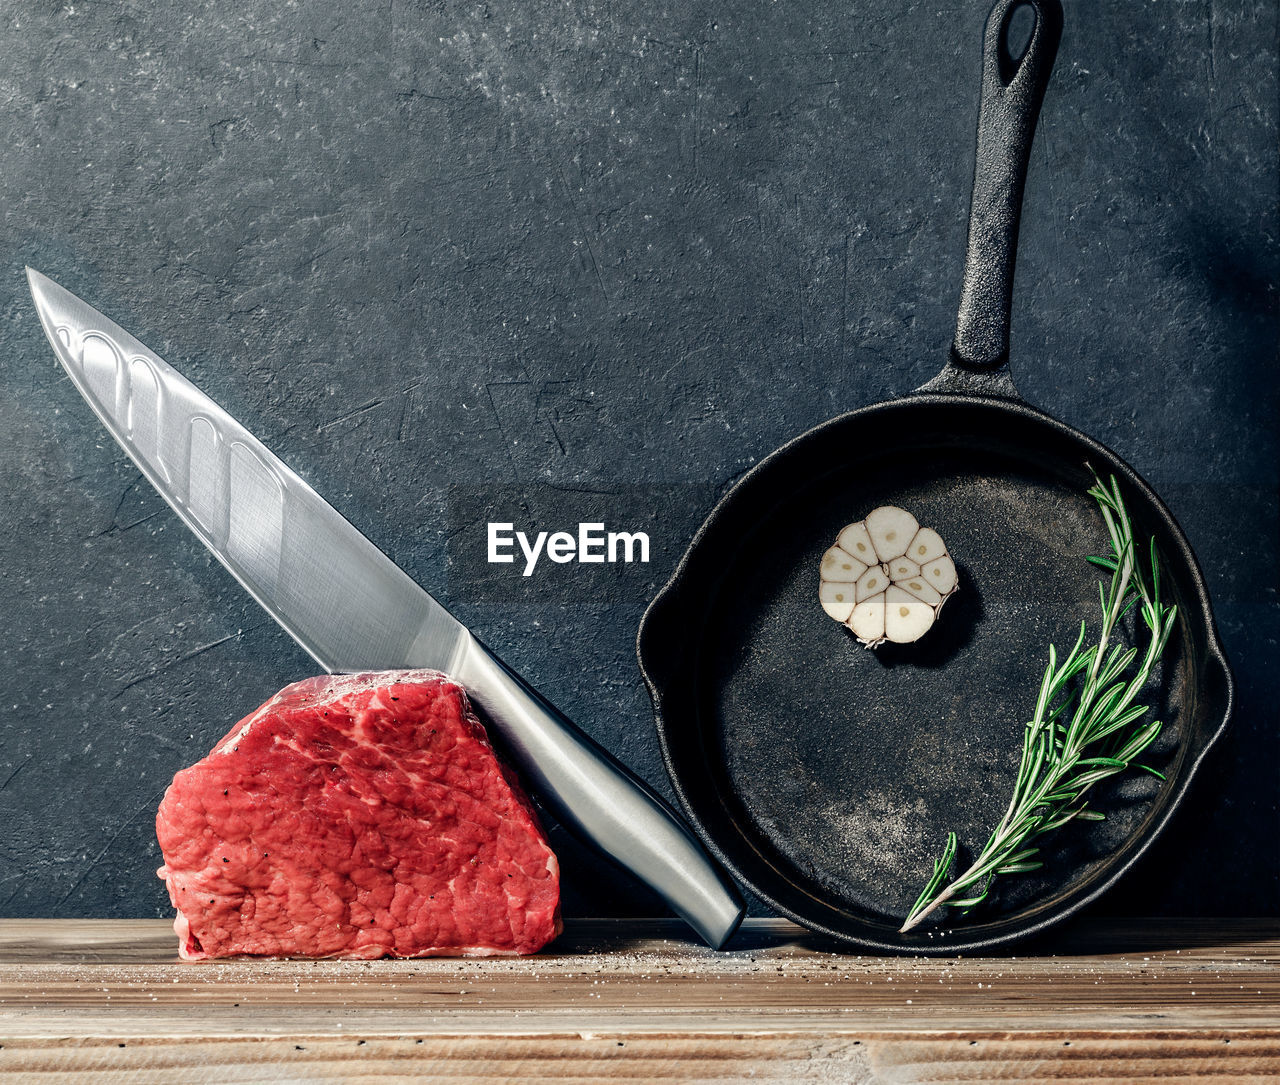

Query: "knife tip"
left=24, top=269, right=72, bottom=342
left=24, top=268, right=67, bottom=323
left=24, top=266, right=53, bottom=298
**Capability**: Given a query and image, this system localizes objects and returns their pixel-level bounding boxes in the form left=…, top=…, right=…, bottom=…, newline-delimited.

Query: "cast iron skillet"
left=637, top=0, right=1234, bottom=954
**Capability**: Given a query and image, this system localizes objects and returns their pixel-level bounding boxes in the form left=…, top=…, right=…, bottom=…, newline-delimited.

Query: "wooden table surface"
left=0, top=917, right=1277, bottom=1082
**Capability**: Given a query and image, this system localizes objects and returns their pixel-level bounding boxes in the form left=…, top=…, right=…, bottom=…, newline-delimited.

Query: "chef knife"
left=27, top=268, right=745, bottom=949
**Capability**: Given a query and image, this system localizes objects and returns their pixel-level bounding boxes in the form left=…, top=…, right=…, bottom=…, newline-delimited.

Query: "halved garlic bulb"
left=819, top=506, right=959, bottom=647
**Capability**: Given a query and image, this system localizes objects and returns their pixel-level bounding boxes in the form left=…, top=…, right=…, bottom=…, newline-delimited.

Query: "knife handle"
left=454, top=635, right=745, bottom=948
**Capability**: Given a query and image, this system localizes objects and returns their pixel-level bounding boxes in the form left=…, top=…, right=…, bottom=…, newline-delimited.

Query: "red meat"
left=156, top=670, right=561, bottom=959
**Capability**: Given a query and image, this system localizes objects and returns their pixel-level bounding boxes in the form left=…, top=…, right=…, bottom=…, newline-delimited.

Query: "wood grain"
left=1, top=918, right=1277, bottom=1082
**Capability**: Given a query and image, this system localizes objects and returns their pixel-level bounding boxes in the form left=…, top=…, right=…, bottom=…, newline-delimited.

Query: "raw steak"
left=156, top=670, right=561, bottom=960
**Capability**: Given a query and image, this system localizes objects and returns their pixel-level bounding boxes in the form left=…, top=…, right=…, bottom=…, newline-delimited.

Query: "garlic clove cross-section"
left=922, top=554, right=958, bottom=596
left=907, top=527, right=948, bottom=565
left=848, top=593, right=886, bottom=645
left=865, top=506, right=920, bottom=563
left=854, top=565, right=887, bottom=603
left=898, top=575, right=943, bottom=608
left=837, top=521, right=877, bottom=564
left=887, top=556, right=921, bottom=581
left=819, top=506, right=959, bottom=648
left=884, top=586, right=934, bottom=644
left=819, top=581, right=856, bottom=622
left=821, top=544, right=868, bottom=584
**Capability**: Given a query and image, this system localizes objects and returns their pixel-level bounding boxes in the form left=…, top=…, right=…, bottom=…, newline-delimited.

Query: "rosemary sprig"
left=899, top=470, right=1177, bottom=934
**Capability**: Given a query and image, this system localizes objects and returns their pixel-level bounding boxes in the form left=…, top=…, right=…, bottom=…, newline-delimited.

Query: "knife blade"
left=28, top=267, right=744, bottom=949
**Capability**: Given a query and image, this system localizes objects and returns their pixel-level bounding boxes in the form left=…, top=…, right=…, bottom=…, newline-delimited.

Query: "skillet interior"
left=639, top=393, right=1231, bottom=953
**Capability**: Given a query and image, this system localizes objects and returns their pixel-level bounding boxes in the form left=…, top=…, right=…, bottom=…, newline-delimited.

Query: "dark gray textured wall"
left=0, top=1, right=1275, bottom=922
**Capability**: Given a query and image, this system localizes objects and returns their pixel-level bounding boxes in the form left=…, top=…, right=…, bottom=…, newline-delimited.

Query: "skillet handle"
left=951, top=0, right=1063, bottom=372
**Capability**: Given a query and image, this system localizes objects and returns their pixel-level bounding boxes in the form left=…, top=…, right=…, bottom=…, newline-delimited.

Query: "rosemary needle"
left=899, top=470, right=1177, bottom=935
